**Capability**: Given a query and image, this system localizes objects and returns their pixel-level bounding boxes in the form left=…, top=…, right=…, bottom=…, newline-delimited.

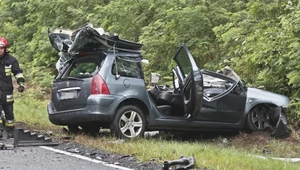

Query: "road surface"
left=0, top=145, right=132, bottom=170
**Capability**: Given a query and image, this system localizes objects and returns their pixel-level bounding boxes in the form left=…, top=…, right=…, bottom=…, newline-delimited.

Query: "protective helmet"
left=0, top=37, right=8, bottom=48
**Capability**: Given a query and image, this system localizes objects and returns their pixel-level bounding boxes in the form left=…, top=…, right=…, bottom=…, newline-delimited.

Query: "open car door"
left=173, top=43, right=203, bottom=118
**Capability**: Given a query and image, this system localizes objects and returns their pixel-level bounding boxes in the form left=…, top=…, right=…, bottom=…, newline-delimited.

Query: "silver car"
left=47, top=23, right=290, bottom=139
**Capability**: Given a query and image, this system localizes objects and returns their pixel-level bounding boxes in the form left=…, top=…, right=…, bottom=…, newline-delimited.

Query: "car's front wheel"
left=246, top=105, right=273, bottom=132
left=110, top=105, right=146, bottom=139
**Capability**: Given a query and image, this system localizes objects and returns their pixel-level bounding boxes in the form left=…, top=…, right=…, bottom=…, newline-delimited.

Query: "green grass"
left=14, top=93, right=57, bottom=130
left=73, top=135, right=300, bottom=170
left=12, top=93, right=300, bottom=170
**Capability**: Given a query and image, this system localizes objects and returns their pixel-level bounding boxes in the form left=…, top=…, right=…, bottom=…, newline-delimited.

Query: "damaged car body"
left=47, top=23, right=290, bottom=139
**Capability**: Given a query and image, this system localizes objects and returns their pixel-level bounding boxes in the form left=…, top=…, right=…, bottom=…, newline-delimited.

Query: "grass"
left=12, top=92, right=300, bottom=170
left=72, top=135, right=300, bottom=170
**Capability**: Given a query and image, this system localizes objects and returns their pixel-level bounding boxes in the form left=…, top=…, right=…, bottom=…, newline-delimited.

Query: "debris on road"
left=14, top=128, right=59, bottom=147
left=0, top=142, right=14, bottom=150
left=162, top=155, right=195, bottom=170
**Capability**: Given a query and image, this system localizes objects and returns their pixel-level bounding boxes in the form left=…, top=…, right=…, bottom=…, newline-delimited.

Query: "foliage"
left=0, top=0, right=300, bottom=119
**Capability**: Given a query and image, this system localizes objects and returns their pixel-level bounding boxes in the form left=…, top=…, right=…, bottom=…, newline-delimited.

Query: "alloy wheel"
left=118, top=110, right=143, bottom=138
left=250, top=105, right=271, bottom=130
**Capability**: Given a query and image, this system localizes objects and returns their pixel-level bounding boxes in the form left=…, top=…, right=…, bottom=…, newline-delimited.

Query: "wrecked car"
left=47, top=23, right=290, bottom=139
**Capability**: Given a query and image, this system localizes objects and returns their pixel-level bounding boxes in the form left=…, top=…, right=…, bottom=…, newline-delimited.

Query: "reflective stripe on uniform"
left=5, top=65, right=12, bottom=76
left=5, top=120, right=14, bottom=127
left=6, top=94, right=14, bottom=102
left=15, top=73, right=24, bottom=79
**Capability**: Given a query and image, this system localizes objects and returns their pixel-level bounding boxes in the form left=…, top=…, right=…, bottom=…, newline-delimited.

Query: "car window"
left=203, top=74, right=232, bottom=88
left=203, top=73, right=238, bottom=101
left=112, top=56, right=143, bottom=79
left=175, top=48, right=192, bottom=78
left=67, top=57, right=100, bottom=79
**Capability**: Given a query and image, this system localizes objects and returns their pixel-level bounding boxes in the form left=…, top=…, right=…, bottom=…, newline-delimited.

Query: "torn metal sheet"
left=48, top=23, right=142, bottom=73
left=269, top=107, right=290, bottom=138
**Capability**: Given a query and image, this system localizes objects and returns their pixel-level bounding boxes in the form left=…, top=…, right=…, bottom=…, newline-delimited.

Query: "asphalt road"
left=0, top=145, right=132, bottom=170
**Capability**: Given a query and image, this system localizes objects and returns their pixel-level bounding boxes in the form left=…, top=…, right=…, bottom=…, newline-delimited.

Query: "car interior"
left=148, top=70, right=240, bottom=118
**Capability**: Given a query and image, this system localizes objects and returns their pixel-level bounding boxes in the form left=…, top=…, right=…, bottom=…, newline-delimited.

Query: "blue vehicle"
left=47, top=24, right=290, bottom=139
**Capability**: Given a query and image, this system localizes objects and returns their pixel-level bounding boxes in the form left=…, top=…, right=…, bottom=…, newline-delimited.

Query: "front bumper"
left=270, top=107, right=290, bottom=138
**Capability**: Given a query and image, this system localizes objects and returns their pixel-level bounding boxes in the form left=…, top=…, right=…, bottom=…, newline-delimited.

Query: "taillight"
left=91, top=74, right=110, bottom=94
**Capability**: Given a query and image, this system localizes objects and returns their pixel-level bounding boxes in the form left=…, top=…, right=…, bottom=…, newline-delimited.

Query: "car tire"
left=68, top=125, right=81, bottom=134
left=110, top=105, right=146, bottom=139
left=246, top=105, right=272, bottom=132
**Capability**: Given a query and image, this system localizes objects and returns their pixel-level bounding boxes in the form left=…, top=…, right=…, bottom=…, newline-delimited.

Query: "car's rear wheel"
left=110, top=105, right=146, bottom=139
left=246, top=105, right=272, bottom=132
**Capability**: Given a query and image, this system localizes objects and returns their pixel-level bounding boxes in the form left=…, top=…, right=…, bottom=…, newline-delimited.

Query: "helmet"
left=0, top=37, right=8, bottom=48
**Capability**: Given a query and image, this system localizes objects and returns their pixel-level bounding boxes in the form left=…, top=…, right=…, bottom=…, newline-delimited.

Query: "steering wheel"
left=154, top=84, right=162, bottom=93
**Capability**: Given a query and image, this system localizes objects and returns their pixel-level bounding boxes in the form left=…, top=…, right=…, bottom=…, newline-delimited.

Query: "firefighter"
left=0, top=36, right=25, bottom=138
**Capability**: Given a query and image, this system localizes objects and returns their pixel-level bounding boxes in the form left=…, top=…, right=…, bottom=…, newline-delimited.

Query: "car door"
left=173, top=43, right=203, bottom=118
left=199, top=70, right=246, bottom=123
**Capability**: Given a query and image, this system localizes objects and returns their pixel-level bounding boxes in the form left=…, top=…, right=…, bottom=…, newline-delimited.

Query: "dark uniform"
left=0, top=37, right=25, bottom=138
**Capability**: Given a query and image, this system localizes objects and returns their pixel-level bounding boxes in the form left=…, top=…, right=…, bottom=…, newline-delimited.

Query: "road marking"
left=40, top=146, right=133, bottom=170
left=249, top=155, right=300, bottom=163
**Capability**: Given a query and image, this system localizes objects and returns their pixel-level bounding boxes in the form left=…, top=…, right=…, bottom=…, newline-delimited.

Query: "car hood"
left=247, top=87, right=290, bottom=108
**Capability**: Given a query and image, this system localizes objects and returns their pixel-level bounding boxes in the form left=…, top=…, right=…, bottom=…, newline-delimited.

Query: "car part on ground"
left=0, top=142, right=14, bottom=150
left=0, top=128, right=58, bottom=150
left=13, top=128, right=59, bottom=147
left=162, top=155, right=195, bottom=170
left=270, top=107, right=290, bottom=138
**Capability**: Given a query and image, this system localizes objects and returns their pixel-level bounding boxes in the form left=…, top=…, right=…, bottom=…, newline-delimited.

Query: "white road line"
left=250, top=155, right=300, bottom=163
left=40, top=146, right=133, bottom=170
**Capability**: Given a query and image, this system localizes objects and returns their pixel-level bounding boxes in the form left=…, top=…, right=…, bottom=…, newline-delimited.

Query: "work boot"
left=6, top=127, right=14, bottom=138
left=5, top=120, right=14, bottom=139
left=7, top=132, right=13, bottom=139
left=0, top=120, right=3, bottom=139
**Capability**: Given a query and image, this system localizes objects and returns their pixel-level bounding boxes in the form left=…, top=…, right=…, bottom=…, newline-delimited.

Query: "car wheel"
left=110, top=105, right=146, bottom=139
left=246, top=105, right=272, bottom=132
left=68, top=125, right=81, bottom=134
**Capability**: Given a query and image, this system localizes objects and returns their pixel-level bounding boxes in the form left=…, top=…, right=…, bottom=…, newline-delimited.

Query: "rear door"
left=51, top=54, right=103, bottom=111
left=173, top=44, right=203, bottom=118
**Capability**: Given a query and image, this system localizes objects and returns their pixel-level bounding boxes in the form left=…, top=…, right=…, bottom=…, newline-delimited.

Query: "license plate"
left=60, top=90, right=78, bottom=100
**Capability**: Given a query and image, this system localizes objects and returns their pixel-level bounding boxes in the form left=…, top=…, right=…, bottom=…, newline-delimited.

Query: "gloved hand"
left=18, top=83, right=25, bottom=93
